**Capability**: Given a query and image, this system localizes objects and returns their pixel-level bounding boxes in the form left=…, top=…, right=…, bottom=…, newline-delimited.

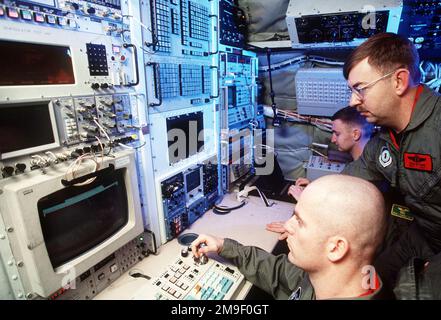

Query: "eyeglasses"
left=348, top=68, right=400, bottom=99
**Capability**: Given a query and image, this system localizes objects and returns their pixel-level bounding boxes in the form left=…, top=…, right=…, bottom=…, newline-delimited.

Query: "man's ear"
left=352, top=128, right=361, bottom=142
left=394, top=69, right=410, bottom=95
left=326, top=236, right=349, bottom=262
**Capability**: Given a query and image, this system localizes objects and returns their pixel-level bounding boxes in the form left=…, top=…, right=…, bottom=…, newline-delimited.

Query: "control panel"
left=0, top=93, right=138, bottom=180
left=285, top=0, right=403, bottom=48
left=219, top=50, right=258, bottom=192
left=48, top=231, right=152, bottom=300
left=133, top=254, right=244, bottom=300
left=295, top=68, right=351, bottom=116
left=141, top=0, right=217, bottom=114
left=0, top=0, right=137, bottom=101
left=184, top=165, right=204, bottom=205
left=293, top=11, right=391, bottom=44
left=161, top=172, right=188, bottom=240
left=399, top=0, right=441, bottom=60
left=306, top=155, right=346, bottom=181
left=159, top=164, right=211, bottom=242
left=219, top=0, right=247, bottom=49
left=202, top=162, right=219, bottom=210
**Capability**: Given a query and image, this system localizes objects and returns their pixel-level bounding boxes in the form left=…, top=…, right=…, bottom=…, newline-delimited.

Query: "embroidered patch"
left=379, top=146, right=392, bottom=168
left=391, top=204, right=414, bottom=221
left=289, top=287, right=302, bottom=300
left=403, top=153, right=432, bottom=172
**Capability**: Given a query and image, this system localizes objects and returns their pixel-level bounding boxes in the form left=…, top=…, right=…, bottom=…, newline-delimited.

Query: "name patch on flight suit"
left=403, top=153, right=432, bottom=172
left=391, top=204, right=414, bottom=221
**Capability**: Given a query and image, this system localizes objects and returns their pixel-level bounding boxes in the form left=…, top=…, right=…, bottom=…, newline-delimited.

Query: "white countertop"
left=94, top=194, right=294, bottom=300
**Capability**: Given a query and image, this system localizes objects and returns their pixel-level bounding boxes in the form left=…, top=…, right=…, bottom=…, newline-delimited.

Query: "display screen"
left=0, top=40, right=75, bottom=86
left=38, top=168, right=128, bottom=268
left=167, top=111, right=204, bottom=165
left=186, top=169, right=201, bottom=193
left=0, top=101, right=57, bottom=156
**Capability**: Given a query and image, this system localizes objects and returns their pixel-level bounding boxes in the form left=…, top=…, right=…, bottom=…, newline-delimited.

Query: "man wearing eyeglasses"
left=342, top=32, right=440, bottom=291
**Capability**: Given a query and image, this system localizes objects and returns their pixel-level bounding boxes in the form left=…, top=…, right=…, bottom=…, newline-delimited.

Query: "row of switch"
left=0, top=6, right=77, bottom=28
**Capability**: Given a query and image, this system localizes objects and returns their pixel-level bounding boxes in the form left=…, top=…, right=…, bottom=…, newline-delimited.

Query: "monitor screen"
left=186, top=168, right=201, bottom=193
left=0, top=40, right=75, bottom=86
left=167, top=111, right=204, bottom=165
left=37, top=168, right=129, bottom=268
left=0, top=101, right=59, bottom=158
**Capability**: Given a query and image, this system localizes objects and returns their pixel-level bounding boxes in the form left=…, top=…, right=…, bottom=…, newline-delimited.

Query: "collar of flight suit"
left=377, top=84, right=438, bottom=147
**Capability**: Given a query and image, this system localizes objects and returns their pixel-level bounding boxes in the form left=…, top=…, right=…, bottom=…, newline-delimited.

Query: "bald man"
left=192, top=175, right=391, bottom=299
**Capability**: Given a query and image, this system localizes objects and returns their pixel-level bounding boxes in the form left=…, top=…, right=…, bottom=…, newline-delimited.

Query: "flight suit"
left=220, top=238, right=390, bottom=300
left=342, top=85, right=441, bottom=287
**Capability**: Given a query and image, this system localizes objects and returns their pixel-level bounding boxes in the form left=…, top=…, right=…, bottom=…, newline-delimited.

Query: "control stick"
left=193, top=243, right=208, bottom=265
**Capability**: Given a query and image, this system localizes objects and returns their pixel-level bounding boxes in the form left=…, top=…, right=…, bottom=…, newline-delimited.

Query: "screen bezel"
left=0, top=100, right=60, bottom=160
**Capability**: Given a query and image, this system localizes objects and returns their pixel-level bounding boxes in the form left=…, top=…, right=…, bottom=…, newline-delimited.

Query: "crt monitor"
left=0, top=100, right=60, bottom=160
left=0, top=40, right=75, bottom=86
left=0, top=150, right=143, bottom=298
left=167, top=111, right=204, bottom=165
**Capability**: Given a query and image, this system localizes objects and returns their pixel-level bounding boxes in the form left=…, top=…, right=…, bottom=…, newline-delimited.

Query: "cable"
left=93, top=117, right=111, bottom=142
left=129, top=269, right=151, bottom=280
left=213, top=200, right=247, bottom=215
left=265, top=47, right=281, bottom=127
left=237, top=185, right=275, bottom=207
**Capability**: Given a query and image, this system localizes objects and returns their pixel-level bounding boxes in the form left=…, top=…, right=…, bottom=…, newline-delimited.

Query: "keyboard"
left=132, top=255, right=244, bottom=300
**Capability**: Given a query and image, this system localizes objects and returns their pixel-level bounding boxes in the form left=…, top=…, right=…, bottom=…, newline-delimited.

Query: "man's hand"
left=191, top=234, right=225, bottom=258
left=287, top=178, right=311, bottom=201
left=266, top=221, right=289, bottom=240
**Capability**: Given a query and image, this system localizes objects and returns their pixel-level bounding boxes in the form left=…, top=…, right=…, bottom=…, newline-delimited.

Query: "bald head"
left=299, top=175, right=386, bottom=259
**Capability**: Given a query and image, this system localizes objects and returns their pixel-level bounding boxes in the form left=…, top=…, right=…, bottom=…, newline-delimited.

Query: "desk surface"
left=95, top=194, right=294, bottom=300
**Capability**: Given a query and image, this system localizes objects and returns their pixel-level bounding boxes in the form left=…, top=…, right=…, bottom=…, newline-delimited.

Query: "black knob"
left=15, top=163, right=27, bottom=173
left=100, top=83, right=109, bottom=89
left=91, top=83, right=100, bottom=90
left=181, top=247, right=189, bottom=258
left=87, top=7, right=96, bottom=15
left=2, top=166, right=14, bottom=178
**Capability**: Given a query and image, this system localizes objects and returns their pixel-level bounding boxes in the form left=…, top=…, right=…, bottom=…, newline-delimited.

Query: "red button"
left=7, top=7, right=19, bottom=19
left=34, top=12, right=45, bottom=22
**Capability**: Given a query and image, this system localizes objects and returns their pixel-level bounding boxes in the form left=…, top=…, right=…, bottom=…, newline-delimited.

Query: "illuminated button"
left=109, top=264, right=118, bottom=273
left=0, top=7, right=4, bottom=16
left=57, top=16, right=68, bottom=26
left=46, top=15, right=56, bottom=24
left=34, top=12, right=45, bottom=23
left=68, top=19, right=77, bottom=28
left=20, top=9, right=32, bottom=20
left=7, top=7, right=19, bottom=19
